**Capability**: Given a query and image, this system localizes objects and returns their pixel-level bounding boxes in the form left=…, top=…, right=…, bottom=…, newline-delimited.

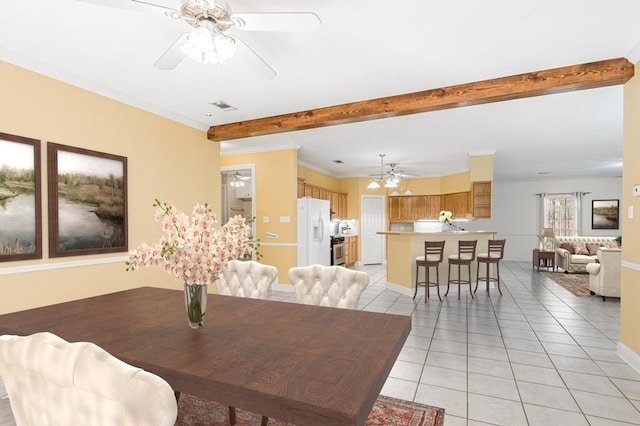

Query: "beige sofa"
left=554, top=236, right=618, bottom=273
left=586, top=248, right=622, bottom=300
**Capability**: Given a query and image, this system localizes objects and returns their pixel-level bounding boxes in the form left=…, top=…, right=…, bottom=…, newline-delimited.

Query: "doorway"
left=360, top=195, right=385, bottom=265
left=221, top=164, right=255, bottom=226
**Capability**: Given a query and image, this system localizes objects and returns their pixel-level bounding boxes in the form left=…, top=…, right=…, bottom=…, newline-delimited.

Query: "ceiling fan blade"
left=75, top=0, right=177, bottom=17
left=154, top=32, right=188, bottom=70
left=232, top=12, right=321, bottom=32
left=231, top=36, right=277, bottom=80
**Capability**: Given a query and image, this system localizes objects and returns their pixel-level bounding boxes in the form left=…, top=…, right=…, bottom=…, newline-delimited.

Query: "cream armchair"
left=288, top=265, right=369, bottom=309
left=216, top=260, right=278, bottom=299
left=586, top=248, right=622, bottom=301
left=0, top=332, right=177, bottom=426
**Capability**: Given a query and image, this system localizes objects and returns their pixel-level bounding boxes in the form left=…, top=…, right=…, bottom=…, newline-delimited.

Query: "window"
left=544, top=193, right=578, bottom=236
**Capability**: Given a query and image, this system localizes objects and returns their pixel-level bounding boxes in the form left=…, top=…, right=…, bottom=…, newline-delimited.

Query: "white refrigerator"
left=297, top=197, right=331, bottom=266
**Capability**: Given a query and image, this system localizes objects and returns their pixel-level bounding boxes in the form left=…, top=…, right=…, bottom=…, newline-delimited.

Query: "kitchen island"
left=377, top=231, right=497, bottom=294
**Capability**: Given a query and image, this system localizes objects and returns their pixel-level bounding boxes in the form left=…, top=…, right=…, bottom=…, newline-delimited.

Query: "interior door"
left=361, top=195, right=384, bottom=265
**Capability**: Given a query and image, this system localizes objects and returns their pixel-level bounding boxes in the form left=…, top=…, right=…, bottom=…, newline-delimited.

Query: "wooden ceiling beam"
left=207, top=57, right=634, bottom=141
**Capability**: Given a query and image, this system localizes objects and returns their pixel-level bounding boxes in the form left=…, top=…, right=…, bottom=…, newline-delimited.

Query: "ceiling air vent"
left=210, top=100, right=237, bottom=111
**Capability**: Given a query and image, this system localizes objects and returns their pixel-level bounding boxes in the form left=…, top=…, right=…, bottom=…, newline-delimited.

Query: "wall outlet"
left=634, top=185, right=640, bottom=197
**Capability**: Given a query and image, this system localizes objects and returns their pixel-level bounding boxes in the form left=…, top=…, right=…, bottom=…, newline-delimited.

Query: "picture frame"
left=592, top=199, right=619, bottom=230
left=0, top=132, right=42, bottom=262
left=47, top=143, right=128, bottom=257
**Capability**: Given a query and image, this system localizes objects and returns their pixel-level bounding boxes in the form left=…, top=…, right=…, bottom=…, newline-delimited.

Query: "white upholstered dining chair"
left=288, top=264, right=369, bottom=309
left=0, top=331, right=177, bottom=426
left=216, top=259, right=278, bottom=299
left=214, top=259, right=278, bottom=426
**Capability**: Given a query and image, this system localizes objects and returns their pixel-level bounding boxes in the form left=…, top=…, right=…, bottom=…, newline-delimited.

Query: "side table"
left=533, top=249, right=555, bottom=271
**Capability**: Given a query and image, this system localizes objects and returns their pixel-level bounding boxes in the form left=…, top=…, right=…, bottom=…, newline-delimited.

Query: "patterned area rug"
left=541, top=271, right=590, bottom=296
left=176, top=393, right=445, bottom=426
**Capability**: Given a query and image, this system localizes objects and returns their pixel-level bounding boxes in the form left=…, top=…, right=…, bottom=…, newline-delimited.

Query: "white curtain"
left=541, top=193, right=579, bottom=236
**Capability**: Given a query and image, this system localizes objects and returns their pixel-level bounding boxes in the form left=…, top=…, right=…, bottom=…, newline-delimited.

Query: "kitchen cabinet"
left=304, top=185, right=313, bottom=197
left=344, top=236, right=358, bottom=267
left=389, top=196, right=408, bottom=221
left=330, top=192, right=348, bottom=219
left=472, top=181, right=492, bottom=218
left=440, top=192, right=470, bottom=219
left=426, top=195, right=441, bottom=219
left=300, top=182, right=348, bottom=219
left=235, top=181, right=252, bottom=200
left=389, top=196, right=428, bottom=222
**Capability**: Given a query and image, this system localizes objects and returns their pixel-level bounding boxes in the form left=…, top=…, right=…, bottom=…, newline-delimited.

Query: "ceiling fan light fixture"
left=181, top=26, right=237, bottom=64
left=384, top=179, right=398, bottom=188
left=367, top=180, right=380, bottom=189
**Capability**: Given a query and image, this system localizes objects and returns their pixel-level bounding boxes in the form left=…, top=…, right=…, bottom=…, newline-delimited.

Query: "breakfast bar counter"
left=377, top=231, right=496, bottom=292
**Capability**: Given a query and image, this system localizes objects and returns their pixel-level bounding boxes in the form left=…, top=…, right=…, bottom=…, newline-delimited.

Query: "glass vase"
left=184, top=283, right=208, bottom=329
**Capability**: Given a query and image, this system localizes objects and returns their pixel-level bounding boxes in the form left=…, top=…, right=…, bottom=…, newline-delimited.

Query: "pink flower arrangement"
left=126, top=199, right=256, bottom=285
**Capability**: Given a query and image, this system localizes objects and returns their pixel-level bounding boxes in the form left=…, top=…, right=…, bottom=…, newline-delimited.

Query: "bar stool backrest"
left=457, top=240, right=477, bottom=261
left=424, top=241, right=445, bottom=263
left=485, top=239, right=506, bottom=260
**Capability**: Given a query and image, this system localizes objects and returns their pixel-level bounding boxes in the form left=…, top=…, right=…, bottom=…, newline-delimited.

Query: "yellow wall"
left=469, top=154, right=494, bottom=182
left=620, top=60, right=640, bottom=355
left=441, top=171, right=472, bottom=193
left=223, top=149, right=297, bottom=283
left=0, top=61, right=218, bottom=314
left=297, top=165, right=340, bottom=191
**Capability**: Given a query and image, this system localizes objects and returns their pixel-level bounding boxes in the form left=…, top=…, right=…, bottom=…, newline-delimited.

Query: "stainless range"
left=330, top=236, right=345, bottom=266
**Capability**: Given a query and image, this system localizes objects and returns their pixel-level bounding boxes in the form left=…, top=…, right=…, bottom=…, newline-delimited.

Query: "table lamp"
left=539, top=228, right=555, bottom=251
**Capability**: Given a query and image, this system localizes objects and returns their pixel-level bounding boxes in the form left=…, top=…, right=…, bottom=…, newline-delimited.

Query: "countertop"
left=377, top=231, right=496, bottom=236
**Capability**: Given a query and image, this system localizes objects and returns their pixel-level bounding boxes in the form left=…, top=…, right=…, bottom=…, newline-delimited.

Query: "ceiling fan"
left=227, top=170, right=250, bottom=187
left=76, top=0, right=321, bottom=79
left=367, top=154, right=407, bottom=189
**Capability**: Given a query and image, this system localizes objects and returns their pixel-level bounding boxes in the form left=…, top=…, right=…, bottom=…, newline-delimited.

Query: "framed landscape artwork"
left=47, top=143, right=128, bottom=257
left=0, top=132, right=42, bottom=262
left=592, top=199, right=619, bottom=230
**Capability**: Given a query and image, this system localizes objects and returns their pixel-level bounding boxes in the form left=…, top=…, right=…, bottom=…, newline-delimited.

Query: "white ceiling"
left=1, top=0, right=639, bottom=182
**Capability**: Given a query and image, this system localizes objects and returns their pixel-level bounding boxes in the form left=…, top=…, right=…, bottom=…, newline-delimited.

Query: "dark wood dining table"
left=0, top=286, right=411, bottom=425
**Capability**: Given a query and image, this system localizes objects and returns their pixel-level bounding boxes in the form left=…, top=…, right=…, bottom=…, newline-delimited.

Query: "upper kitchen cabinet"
left=389, top=196, right=428, bottom=222
left=426, top=195, right=441, bottom=219
left=440, top=191, right=470, bottom=219
left=298, top=181, right=348, bottom=219
left=235, top=180, right=252, bottom=200
left=331, top=192, right=348, bottom=220
left=472, top=181, right=492, bottom=218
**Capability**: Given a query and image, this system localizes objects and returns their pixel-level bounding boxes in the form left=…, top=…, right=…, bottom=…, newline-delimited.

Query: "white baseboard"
left=617, top=341, right=640, bottom=374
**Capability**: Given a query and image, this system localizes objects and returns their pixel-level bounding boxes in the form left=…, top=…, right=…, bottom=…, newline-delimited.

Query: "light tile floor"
left=1, top=261, right=639, bottom=425
left=270, top=261, right=640, bottom=425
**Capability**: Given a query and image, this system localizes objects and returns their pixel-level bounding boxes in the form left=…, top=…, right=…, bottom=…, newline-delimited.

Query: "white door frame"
left=221, top=163, right=256, bottom=231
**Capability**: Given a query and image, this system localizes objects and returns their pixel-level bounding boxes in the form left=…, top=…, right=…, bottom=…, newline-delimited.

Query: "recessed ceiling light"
left=210, top=100, right=237, bottom=111
left=206, top=112, right=212, bottom=117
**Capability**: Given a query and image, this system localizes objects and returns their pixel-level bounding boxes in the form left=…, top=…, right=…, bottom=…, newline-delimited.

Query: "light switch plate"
left=629, top=205, right=634, bottom=219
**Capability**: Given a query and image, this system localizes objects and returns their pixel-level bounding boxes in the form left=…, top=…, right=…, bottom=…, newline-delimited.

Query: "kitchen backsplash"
left=330, top=219, right=358, bottom=236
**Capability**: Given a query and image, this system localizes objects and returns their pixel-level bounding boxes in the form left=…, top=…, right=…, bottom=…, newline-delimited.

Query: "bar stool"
left=414, top=241, right=446, bottom=302
left=475, top=239, right=506, bottom=296
left=445, top=240, right=477, bottom=300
